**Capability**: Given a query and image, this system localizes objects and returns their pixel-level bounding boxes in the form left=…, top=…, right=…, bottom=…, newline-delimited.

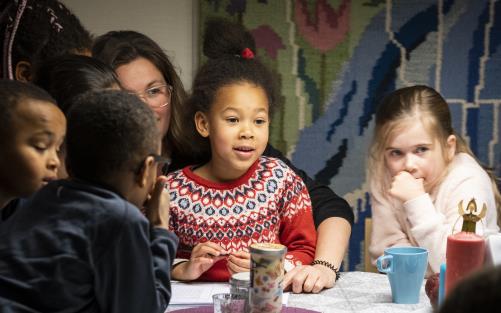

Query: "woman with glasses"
left=92, top=30, right=354, bottom=293
left=92, top=31, right=194, bottom=164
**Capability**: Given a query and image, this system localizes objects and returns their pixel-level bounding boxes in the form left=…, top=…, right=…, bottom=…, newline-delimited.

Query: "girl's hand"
left=227, top=251, right=251, bottom=275
left=143, top=175, right=170, bottom=229
left=283, top=264, right=336, bottom=293
left=174, top=242, right=228, bottom=280
left=389, top=171, right=425, bottom=202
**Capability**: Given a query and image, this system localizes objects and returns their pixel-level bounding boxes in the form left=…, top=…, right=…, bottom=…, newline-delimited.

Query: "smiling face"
left=0, top=99, right=66, bottom=199
left=195, top=82, right=269, bottom=182
left=384, top=118, right=456, bottom=192
left=115, top=57, right=171, bottom=138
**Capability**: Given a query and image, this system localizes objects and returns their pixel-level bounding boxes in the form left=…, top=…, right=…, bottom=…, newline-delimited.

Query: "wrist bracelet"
left=311, top=259, right=341, bottom=281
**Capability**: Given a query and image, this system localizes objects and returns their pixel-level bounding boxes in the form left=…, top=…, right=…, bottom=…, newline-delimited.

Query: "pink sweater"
left=369, top=153, right=499, bottom=274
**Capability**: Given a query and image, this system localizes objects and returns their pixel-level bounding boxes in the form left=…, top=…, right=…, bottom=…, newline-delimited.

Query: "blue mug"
left=376, top=247, right=428, bottom=304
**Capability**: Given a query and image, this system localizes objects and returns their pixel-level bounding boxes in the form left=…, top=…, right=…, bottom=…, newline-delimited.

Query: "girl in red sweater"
left=167, top=18, right=316, bottom=282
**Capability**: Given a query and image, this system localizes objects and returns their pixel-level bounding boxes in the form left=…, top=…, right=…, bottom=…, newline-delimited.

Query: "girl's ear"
left=15, top=61, right=33, bottom=82
left=446, top=134, right=457, bottom=161
left=194, top=111, right=210, bottom=138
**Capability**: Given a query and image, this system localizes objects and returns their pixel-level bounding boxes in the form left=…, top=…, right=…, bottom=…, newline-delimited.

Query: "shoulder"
left=445, top=153, right=491, bottom=183
left=50, top=180, right=147, bottom=228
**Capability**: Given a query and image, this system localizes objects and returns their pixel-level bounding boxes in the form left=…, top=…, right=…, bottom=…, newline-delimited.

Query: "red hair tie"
left=241, top=48, right=254, bottom=59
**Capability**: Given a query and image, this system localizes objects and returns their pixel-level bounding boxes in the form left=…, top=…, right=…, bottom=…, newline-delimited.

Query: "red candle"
left=445, top=231, right=485, bottom=295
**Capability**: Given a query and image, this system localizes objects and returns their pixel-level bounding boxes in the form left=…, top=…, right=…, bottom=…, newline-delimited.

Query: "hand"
left=283, top=264, right=336, bottom=293
left=174, top=242, right=228, bottom=280
left=227, top=251, right=251, bottom=275
left=389, top=171, right=425, bottom=202
left=143, top=175, right=170, bottom=228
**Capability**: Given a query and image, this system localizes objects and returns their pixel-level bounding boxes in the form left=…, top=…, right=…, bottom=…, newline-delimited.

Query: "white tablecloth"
left=288, top=271, right=432, bottom=313
left=166, top=271, right=433, bottom=313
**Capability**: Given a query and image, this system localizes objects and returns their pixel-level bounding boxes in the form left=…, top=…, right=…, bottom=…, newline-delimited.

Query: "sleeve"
left=278, top=167, right=317, bottom=270
left=94, top=206, right=179, bottom=313
left=403, top=167, right=499, bottom=273
left=263, top=144, right=354, bottom=228
left=369, top=195, right=413, bottom=264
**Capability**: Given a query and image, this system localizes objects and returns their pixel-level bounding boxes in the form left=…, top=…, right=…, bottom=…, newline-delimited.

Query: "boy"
left=0, top=90, right=177, bottom=312
left=0, top=79, right=65, bottom=215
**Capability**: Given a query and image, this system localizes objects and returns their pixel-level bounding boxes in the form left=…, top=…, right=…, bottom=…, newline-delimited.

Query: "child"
left=0, top=90, right=177, bottom=312
left=167, top=19, right=316, bottom=282
left=0, top=79, right=65, bottom=215
left=368, top=85, right=501, bottom=274
left=33, top=54, right=121, bottom=179
left=1, top=0, right=92, bottom=81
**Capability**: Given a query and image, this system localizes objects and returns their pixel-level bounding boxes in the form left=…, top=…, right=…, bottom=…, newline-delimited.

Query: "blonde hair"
left=368, top=85, right=501, bottom=226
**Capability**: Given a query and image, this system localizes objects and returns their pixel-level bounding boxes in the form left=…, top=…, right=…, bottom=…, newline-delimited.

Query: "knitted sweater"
left=167, top=156, right=317, bottom=281
left=369, top=153, right=500, bottom=274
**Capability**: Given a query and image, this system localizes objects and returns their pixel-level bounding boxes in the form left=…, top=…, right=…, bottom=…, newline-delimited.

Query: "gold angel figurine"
left=457, top=198, right=487, bottom=232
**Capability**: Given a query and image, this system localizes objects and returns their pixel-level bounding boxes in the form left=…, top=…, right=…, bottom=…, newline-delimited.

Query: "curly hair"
left=33, top=54, right=121, bottom=113
left=1, top=0, right=92, bottom=80
left=186, top=18, right=278, bottom=161
left=0, top=79, right=56, bottom=143
left=65, top=90, right=159, bottom=184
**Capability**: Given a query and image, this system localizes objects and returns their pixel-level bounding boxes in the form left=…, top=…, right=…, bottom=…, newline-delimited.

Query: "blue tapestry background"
left=199, top=0, right=501, bottom=271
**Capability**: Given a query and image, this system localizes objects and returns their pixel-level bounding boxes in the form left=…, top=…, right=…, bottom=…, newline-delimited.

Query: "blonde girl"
left=368, top=85, right=500, bottom=274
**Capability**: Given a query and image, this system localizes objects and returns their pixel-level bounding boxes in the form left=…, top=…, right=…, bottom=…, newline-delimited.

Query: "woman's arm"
left=263, top=144, right=354, bottom=293
left=283, top=217, right=351, bottom=293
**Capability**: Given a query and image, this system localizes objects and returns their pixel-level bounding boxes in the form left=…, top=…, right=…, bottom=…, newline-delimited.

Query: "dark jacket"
left=0, top=179, right=178, bottom=313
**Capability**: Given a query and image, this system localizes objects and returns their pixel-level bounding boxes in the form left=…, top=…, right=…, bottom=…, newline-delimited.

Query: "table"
left=288, top=271, right=432, bottom=313
left=167, top=271, right=432, bottom=313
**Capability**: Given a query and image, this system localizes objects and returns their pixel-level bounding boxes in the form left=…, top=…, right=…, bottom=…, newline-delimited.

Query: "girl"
left=1, top=0, right=92, bottom=81
left=166, top=18, right=316, bottom=282
left=93, top=29, right=352, bottom=292
left=368, top=85, right=501, bottom=274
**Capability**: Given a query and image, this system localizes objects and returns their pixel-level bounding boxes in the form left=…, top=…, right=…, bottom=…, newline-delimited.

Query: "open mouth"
left=234, top=146, right=255, bottom=152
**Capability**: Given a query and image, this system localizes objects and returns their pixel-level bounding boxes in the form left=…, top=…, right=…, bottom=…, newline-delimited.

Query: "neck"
left=196, top=160, right=247, bottom=183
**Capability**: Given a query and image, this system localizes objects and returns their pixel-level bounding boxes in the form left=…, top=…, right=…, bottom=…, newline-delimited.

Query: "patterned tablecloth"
left=288, top=271, right=432, bottom=313
left=166, top=271, right=433, bottom=313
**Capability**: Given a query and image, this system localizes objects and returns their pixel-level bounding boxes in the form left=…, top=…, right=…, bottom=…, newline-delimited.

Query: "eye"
left=146, top=86, right=163, bottom=97
left=255, top=118, right=267, bottom=125
left=415, top=146, right=429, bottom=154
left=388, top=149, right=402, bottom=157
left=226, top=117, right=238, bottom=124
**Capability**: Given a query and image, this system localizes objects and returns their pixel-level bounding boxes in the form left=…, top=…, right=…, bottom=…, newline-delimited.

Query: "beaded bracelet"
left=311, top=259, right=341, bottom=281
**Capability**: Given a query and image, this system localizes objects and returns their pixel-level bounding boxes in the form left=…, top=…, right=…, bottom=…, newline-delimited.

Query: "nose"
left=404, top=154, right=417, bottom=172
left=47, top=149, right=61, bottom=172
left=239, top=122, right=254, bottom=139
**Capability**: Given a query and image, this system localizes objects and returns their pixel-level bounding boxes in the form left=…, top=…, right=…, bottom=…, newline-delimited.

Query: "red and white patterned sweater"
left=167, top=156, right=316, bottom=282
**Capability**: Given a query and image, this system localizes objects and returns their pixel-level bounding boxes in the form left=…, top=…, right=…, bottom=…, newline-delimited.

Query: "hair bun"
left=202, top=18, right=256, bottom=60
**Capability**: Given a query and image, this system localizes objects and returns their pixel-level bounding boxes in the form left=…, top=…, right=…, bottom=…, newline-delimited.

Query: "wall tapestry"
left=199, top=0, right=501, bottom=271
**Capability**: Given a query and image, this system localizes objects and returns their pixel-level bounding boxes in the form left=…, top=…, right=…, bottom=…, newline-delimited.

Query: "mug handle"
left=376, top=255, right=393, bottom=273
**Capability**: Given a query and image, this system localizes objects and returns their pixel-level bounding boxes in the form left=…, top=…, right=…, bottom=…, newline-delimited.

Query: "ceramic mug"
left=376, top=246, right=428, bottom=304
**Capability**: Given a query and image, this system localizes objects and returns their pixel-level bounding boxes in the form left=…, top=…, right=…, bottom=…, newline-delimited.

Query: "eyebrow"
left=385, top=143, right=433, bottom=150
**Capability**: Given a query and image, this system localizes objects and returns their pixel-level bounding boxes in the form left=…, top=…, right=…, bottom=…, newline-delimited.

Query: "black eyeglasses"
left=134, top=153, right=171, bottom=175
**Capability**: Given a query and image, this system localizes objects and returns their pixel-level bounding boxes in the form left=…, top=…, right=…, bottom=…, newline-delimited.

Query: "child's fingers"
left=227, top=258, right=250, bottom=274
left=228, top=254, right=251, bottom=270
left=143, top=176, right=169, bottom=227
left=192, top=242, right=228, bottom=258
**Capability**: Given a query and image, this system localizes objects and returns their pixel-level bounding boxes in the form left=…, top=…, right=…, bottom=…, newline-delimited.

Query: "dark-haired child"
left=33, top=54, right=121, bottom=178
left=0, top=90, right=177, bottom=312
left=1, top=0, right=92, bottom=81
left=0, top=79, right=65, bottom=216
left=167, top=19, right=316, bottom=282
